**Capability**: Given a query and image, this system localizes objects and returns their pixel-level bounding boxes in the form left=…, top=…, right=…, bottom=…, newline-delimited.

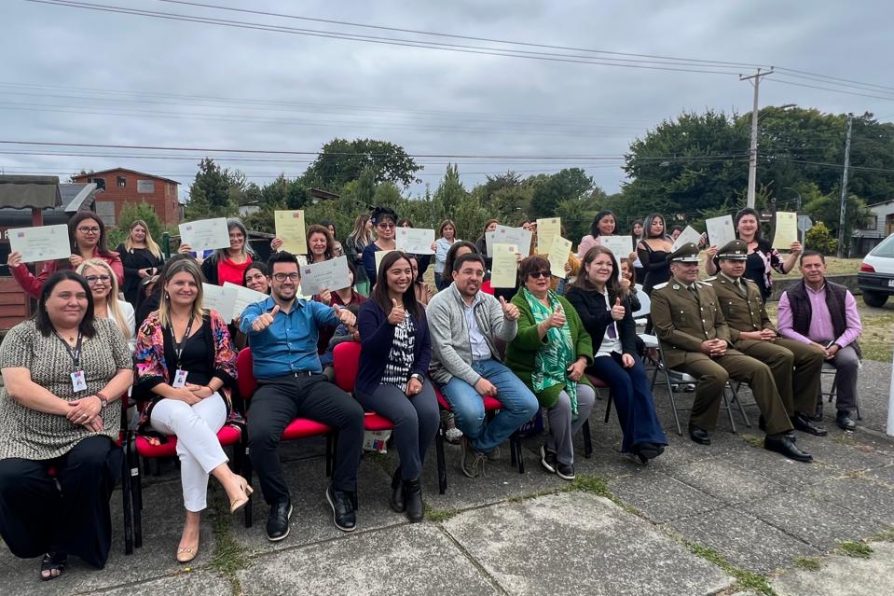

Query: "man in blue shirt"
left=241, top=251, right=362, bottom=541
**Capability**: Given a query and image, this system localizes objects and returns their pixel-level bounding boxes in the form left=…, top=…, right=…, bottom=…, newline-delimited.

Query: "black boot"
left=403, top=478, right=423, bottom=523
left=390, top=468, right=405, bottom=513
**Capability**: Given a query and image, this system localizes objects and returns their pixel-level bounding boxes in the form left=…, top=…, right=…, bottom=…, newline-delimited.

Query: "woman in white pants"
left=134, top=257, right=251, bottom=563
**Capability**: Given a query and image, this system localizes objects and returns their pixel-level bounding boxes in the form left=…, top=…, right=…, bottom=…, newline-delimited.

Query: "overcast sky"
left=1, top=0, right=892, bottom=199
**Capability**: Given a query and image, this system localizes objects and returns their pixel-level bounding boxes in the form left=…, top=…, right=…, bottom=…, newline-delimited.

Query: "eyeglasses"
left=272, top=272, right=300, bottom=282
left=528, top=270, right=551, bottom=279
left=376, top=223, right=395, bottom=229
left=84, top=274, right=111, bottom=285
left=78, top=227, right=100, bottom=234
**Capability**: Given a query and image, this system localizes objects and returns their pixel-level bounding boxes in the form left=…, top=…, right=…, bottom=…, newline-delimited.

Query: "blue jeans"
left=588, top=353, right=667, bottom=453
left=440, top=359, right=539, bottom=454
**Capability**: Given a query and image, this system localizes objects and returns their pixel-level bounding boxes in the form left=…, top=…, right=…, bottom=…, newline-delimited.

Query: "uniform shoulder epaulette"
left=743, top=278, right=758, bottom=287
left=703, top=276, right=717, bottom=282
left=653, top=282, right=669, bottom=290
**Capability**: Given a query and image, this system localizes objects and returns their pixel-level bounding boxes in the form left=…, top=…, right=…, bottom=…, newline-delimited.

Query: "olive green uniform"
left=650, top=279, right=793, bottom=435
left=708, top=273, right=824, bottom=416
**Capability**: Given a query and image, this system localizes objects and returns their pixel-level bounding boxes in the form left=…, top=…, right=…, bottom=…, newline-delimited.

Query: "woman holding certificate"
left=190, top=218, right=254, bottom=287
left=133, top=258, right=250, bottom=564
left=8, top=212, right=124, bottom=299
left=566, top=246, right=667, bottom=464
left=0, top=271, right=132, bottom=581
left=356, top=251, right=438, bottom=523
left=636, top=213, right=674, bottom=296
left=704, top=208, right=801, bottom=301
left=116, top=220, right=165, bottom=311
left=361, top=207, right=399, bottom=287
left=306, top=224, right=337, bottom=264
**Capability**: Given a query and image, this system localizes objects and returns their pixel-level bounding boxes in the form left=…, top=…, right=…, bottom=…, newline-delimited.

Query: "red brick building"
left=72, top=168, right=181, bottom=227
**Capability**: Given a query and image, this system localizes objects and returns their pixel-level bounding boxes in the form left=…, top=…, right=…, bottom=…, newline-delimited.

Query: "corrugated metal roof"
left=0, top=175, right=62, bottom=209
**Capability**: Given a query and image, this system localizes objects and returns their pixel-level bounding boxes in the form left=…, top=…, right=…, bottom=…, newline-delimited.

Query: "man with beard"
left=427, top=253, right=538, bottom=478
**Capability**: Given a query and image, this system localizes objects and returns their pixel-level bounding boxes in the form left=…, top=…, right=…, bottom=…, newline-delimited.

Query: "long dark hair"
left=35, top=271, right=96, bottom=338
left=573, top=245, right=621, bottom=296
left=642, top=213, right=669, bottom=240
left=372, top=251, right=424, bottom=322
left=734, top=208, right=764, bottom=241
left=589, top=210, right=616, bottom=238
left=69, top=211, right=117, bottom=258
left=443, top=240, right=478, bottom=278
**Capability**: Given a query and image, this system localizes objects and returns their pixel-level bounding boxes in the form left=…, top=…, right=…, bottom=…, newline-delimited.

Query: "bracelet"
left=205, top=386, right=214, bottom=395
left=96, top=391, right=110, bottom=407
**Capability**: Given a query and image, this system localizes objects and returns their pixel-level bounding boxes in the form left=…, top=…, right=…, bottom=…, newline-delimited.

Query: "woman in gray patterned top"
left=0, top=271, right=133, bottom=581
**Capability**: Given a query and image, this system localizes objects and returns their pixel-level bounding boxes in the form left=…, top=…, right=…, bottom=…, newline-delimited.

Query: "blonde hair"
left=124, top=219, right=162, bottom=260
left=158, top=258, right=206, bottom=327
left=77, top=258, right=131, bottom=340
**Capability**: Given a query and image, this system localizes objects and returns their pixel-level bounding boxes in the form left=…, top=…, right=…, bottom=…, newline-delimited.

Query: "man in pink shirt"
left=777, top=251, right=862, bottom=431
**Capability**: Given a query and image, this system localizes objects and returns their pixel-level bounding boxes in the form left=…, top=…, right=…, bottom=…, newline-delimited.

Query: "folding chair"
left=819, top=361, right=862, bottom=420
left=235, top=348, right=335, bottom=528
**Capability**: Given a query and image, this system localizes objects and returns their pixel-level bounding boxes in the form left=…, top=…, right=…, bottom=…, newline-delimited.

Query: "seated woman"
left=356, top=252, right=439, bottom=523
left=505, top=256, right=596, bottom=481
left=565, top=246, right=667, bottom=464
left=0, top=271, right=132, bottom=581
left=77, top=258, right=135, bottom=351
left=134, top=258, right=251, bottom=564
left=243, top=262, right=271, bottom=295
left=315, top=260, right=366, bottom=358
left=408, top=255, right=434, bottom=306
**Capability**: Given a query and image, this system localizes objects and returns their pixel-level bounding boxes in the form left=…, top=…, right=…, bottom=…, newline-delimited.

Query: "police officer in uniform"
left=707, top=240, right=827, bottom=436
left=650, top=243, right=812, bottom=462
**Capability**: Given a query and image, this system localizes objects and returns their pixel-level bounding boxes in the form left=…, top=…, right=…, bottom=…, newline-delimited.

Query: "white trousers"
left=150, top=394, right=228, bottom=512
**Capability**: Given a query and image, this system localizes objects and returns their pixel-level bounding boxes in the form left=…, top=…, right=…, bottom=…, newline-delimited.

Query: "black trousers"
left=0, top=435, right=121, bottom=568
left=247, top=374, right=365, bottom=505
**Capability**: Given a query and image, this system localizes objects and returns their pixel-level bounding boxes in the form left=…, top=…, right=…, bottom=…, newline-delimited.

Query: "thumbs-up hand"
left=252, top=304, right=281, bottom=332
left=387, top=299, right=406, bottom=325
left=547, top=303, right=566, bottom=328
left=611, top=297, right=626, bottom=321
left=499, top=296, right=520, bottom=321
left=333, top=303, right=356, bottom=326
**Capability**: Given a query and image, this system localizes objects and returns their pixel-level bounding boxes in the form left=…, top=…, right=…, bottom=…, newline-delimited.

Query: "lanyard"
left=169, top=315, right=195, bottom=368
left=55, top=331, right=84, bottom=369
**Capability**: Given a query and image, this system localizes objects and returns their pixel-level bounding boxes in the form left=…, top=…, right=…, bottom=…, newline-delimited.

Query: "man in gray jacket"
left=427, top=253, right=539, bottom=478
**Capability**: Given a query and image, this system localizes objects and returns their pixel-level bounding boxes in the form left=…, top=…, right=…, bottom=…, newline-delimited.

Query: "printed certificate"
left=672, top=225, right=703, bottom=251
left=274, top=210, right=307, bottom=254
left=202, top=283, right=238, bottom=322
left=600, top=235, right=633, bottom=281
left=536, top=217, right=561, bottom=254
left=773, top=212, right=798, bottom=249
left=179, top=218, right=230, bottom=253
left=547, top=236, right=573, bottom=279
left=223, top=282, right=269, bottom=319
left=705, top=215, right=736, bottom=248
left=493, top=225, right=532, bottom=257
left=8, top=224, right=71, bottom=263
left=374, top=249, right=395, bottom=276
left=299, top=256, right=351, bottom=296
left=396, top=228, right=435, bottom=255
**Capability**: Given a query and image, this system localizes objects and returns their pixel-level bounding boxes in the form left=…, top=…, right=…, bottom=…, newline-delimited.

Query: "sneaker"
left=556, top=462, right=575, bottom=481
left=325, top=485, right=357, bottom=532
left=266, top=500, right=293, bottom=542
left=444, top=427, right=464, bottom=445
left=540, top=445, right=557, bottom=474
left=460, top=438, right=486, bottom=478
left=486, top=445, right=502, bottom=461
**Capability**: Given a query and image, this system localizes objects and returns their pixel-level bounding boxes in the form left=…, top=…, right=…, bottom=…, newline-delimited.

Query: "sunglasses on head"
left=528, top=270, right=551, bottom=279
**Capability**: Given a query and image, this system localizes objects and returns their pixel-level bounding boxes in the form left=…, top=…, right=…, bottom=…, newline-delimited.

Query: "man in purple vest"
left=777, top=251, right=863, bottom=431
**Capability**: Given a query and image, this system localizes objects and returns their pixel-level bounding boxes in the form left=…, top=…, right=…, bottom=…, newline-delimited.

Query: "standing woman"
left=637, top=213, right=674, bottom=296
left=408, top=255, right=435, bottom=307
left=577, top=210, right=622, bottom=259
left=116, top=219, right=164, bottom=311
left=344, top=214, right=374, bottom=296
left=630, top=220, right=645, bottom=284
left=355, top=252, right=438, bottom=523
left=134, top=258, right=251, bottom=563
left=306, top=224, right=336, bottom=264
left=77, top=259, right=135, bottom=351
left=705, top=207, right=801, bottom=301
left=320, top=220, right=344, bottom=257
left=475, top=219, right=500, bottom=272
left=187, top=218, right=253, bottom=286
left=8, top=212, right=123, bottom=299
left=434, top=219, right=459, bottom=291
left=0, top=271, right=132, bottom=580
left=361, top=207, right=399, bottom=286
left=505, top=256, right=596, bottom=481
left=566, top=247, right=667, bottom=463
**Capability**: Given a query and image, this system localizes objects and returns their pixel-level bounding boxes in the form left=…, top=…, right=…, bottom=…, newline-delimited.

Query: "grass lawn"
left=774, top=256, right=863, bottom=279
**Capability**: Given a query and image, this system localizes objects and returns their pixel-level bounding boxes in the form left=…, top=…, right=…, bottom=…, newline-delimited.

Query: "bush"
left=805, top=221, right=838, bottom=255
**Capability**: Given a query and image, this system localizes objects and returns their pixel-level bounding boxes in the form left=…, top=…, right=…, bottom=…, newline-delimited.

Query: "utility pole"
left=740, top=68, right=774, bottom=209
left=837, top=113, right=853, bottom=258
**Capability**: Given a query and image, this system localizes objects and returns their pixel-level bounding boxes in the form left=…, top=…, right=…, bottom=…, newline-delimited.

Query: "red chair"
left=235, top=348, right=334, bottom=527
left=125, top=391, right=248, bottom=549
left=434, top=387, right=525, bottom=495
left=332, top=341, right=395, bottom=432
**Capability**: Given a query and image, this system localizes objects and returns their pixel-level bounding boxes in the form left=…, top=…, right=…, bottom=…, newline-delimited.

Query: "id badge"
left=71, top=370, right=87, bottom=392
left=172, top=369, right=188, bottom=388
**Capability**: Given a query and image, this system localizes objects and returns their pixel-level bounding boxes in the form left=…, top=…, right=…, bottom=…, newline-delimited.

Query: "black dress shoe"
left=836, top=411, right=856, bottom=431
left=390, top=467, right=405, bottom=513
left=688, top=426, right=711, bottom=445
left=266, top=499, right=293, bottom=542
left=764, top=434, right=813, bottom=463
left=402, top=479, right=424, bottom=523
left=793, top=413, right=828, bottom=437
left=759, top=416, right=796, bottom=441
left=632, top=442, right=665, bottom=464
left=326, top=485, right=357, bottom=532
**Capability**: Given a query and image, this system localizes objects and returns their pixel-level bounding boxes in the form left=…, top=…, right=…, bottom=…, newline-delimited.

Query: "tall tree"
left=302, top=138, right=422, bottom=190
left=433, top=163, right=467, bottom=219
left=186, top=157, right=237, bottom=219
left=530, top=168, right=593, bottom=217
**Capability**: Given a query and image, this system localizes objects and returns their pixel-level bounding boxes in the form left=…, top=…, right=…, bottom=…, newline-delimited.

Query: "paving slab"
left=442, top=491, right=733, bottom=596
left=664, top=507, right=821, bottom=574
left=722, top=439, right=841, bottom=487
left=237, top=523, right=498, bottom=596
left=661, top=456, right=787, bottom=505
left=806, top=477, right=894, bottom=526
left=608, top=470, right=725, bottom=524
left=772, top=540, right=894, bottom=596
left=84, top=569, right=232, bottom=595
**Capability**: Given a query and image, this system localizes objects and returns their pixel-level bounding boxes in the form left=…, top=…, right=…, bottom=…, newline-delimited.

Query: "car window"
left=870, top=234, right=894, bottom=258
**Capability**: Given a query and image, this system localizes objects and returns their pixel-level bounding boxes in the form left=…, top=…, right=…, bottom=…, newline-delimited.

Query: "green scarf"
left=522, top=288, right=578, bottom=416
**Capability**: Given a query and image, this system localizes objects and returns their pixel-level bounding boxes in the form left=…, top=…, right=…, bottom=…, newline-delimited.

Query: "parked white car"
left=858, top=232, right=894, bottom=307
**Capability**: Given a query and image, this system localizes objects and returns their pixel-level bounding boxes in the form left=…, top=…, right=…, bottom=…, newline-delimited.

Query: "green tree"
left=302, top=138, right=422, bottom=191
left=433, top=163, right=467, bottom=219
left=185, top=158, right=237, bottom=219
left=805, top=222, right=838, bottom=255
left=107, top=201, right=166, bottom=248
left=530, top=168, right=593, bottom=217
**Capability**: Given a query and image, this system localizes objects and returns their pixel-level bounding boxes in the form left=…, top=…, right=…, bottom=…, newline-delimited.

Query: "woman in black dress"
left=636, top=213, right=673, bottom=296
left=116, top=220, right=165, bottom=311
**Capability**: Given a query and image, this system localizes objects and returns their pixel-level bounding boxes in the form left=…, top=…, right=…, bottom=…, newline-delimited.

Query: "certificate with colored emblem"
left=274, top=210, right=307, bottom=255
left=491, top=244, right=520, bottom=288
left=772, top=212, right=798, bottom=249
left=492, top=225, right=532, bottom=257
left=224, top=283, right=270, bottom=319
left=536, top=218, right=561, bottom=254
left=179, top=218, right=231, bottom=254
left=300, top=256, right=351, bottom=296
left=396, top=227, right=435, bottom=255
left=706, top=216, right=736, bottom=248
left=202, top=283, right=238, bottom=322
left=8, top=224, right=71, bottom=263
left=547, top=236, right=573, bottom=279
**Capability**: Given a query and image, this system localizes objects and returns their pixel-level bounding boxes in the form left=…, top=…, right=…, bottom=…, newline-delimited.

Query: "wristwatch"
left=409, top=373, right=424, bottom=383
left=96, top=392, right=110, bottom=408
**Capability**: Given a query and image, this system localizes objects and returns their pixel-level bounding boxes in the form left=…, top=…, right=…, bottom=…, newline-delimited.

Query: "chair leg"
left=729, top=383, right=751, bottom=427
left=512, top=432, right=525, bottom=474
left=121, top=441, right=134, bottom=555
left=127, top=438, right=143, bottom=549
left=582, top=419, right=593, bottom=459
left=234, top=438, right=252, bottom=529
left=721, top=386, right=738, bottom=433
left=435, top=424, right=447, bottom=495
left=603, top=391, right=613, bottom=424
left=325, top=434, right=334, bottom=477
left=661, top=363, right=683, bottom=436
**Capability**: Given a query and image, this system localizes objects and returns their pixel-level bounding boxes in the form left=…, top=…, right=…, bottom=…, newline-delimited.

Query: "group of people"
left=0, top=205, right=862, bottom=583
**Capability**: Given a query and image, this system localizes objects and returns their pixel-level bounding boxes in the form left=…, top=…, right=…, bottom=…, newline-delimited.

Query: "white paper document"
left=223, top=282, right=269, bottom=319
left=8, top=224, right=71, bottom=263
left=490, top=244, right=520, bottom=288
left=773, top=212, right=798, bottom=249
left=672, top=226, right=703, bottom=251
left=202, top=283, right=238, bottom=322
left=274, top=210, right=307, bottom=255
left=536, top=217, right=561, bottom=254
left=547, top=236, right=573, bottom=279
left=705, top=216, right=736, bottom=248
left=600, top=236, right=633, bottom=261
left=492, top=225, right=532, bottom=257
left=395, top=227, right=435, bottom=255
left=299, top=256, right=351, bottom=296
left=180, top=218, right=230, bottom=253
left=374, top=250, right=395, bottom=276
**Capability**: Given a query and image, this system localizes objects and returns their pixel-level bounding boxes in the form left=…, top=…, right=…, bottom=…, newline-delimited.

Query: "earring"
left=165, top=292, right=170, bottom=301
